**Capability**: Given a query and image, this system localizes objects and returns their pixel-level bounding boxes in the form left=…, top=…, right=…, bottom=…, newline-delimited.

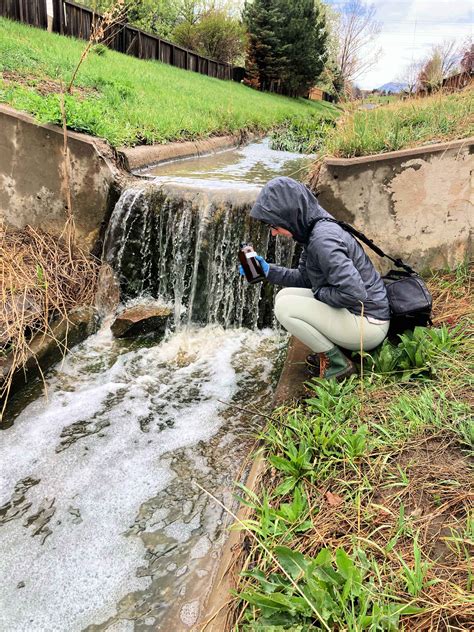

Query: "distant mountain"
left=377, top=82, right=407, bottom=93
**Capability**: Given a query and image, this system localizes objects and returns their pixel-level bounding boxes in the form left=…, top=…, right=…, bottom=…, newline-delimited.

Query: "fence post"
left=52, top=0, right=63, bottom=34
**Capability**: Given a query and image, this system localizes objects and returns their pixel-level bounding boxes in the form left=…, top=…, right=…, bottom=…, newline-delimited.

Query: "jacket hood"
left=250, top=176, right=330, bottom=244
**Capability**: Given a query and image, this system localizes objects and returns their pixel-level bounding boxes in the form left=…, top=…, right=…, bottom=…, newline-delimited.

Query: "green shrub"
left=269, top=116, right=337, bottom=153
left=363, top=325, right=463, bottom=381
left=239, top=545, right=422, bottom=629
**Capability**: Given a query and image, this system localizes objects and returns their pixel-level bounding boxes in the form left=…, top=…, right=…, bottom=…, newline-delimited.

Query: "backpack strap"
left=312, top=217, right=416, bottom=275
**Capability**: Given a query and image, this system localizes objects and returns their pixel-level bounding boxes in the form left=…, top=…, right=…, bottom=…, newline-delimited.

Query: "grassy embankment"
left=271, top=88, right=473, bottom=156
left=323, top=89, right=473, bottom=158
left=0, top=17, right=338, bottom=147
left=232, top=266, right=473, bottom=630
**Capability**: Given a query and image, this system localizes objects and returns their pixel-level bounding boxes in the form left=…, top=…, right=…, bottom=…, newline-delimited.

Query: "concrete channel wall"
left=0, top=104, right=118, bottom=251
left=312, top=138, right=474, bottom=272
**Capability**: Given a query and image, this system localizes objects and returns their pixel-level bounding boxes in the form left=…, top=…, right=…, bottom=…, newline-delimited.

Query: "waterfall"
left=103, top=183, right=296, bottom=328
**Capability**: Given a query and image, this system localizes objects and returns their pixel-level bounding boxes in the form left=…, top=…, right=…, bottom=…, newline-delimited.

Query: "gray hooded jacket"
left=250, top=177, right=390, bottom=320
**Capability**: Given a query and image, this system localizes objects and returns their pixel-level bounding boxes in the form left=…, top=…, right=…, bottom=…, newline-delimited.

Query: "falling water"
left=103, top=181, right=296, bottom=329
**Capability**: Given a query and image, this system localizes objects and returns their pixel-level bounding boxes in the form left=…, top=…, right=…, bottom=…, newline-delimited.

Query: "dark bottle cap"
left=240, top=241, right=248, bottom=249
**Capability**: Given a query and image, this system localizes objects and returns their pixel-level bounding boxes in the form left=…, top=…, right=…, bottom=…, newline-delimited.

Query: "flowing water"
left=140, top=138, right=314, bottom=185
left=0, top=323, right=285, bottom=630
left=0, top=140, right=311, bottom=631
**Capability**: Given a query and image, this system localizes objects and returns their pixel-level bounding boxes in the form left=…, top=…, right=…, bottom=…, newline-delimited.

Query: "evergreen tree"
left=243, top=0, right=328, bottom=96
left=280, top=0, right=328, bottom=96
left=242, top=0, right=288, bottom=92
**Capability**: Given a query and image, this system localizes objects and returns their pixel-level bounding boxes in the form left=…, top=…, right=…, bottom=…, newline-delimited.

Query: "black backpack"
left=313, top=218, right=433, bottom=335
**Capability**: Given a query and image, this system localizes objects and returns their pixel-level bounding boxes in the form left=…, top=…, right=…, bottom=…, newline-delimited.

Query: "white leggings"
left=274, top=287, right=389, bottom=353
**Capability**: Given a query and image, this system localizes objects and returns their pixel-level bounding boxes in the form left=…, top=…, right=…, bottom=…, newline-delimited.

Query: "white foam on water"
left=180, top=600, right=200, bottom=627
left=0, top=324, right=277, bottom=631
left=190, top=535, right=211, bottom=560
left=163, top=513, right=201, bottom=544
left=105, top=620, right=135, bottom=632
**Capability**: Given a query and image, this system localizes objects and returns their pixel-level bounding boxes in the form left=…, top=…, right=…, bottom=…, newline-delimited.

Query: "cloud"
left=326, top=0, right=473, bottom=89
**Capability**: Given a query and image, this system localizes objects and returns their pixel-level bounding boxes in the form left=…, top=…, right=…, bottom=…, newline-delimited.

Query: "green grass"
left=233, top=267, right=474, bottom=630
left=269, top=116, right=338, bottom=154
left=0, top=17, right=338, bottom=147
left=321, top=89, right=473, bottom=158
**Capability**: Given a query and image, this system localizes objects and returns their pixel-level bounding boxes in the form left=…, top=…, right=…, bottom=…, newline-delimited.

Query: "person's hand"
left=239, top=255, right=270, bottom=277
left=255, top=255, right=270, bottom=276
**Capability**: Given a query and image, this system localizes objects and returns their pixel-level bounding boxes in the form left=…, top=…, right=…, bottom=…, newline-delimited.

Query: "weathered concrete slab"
left=273, top=337, right=310, bottom=406
left=119, top=133, right=261, bottom=172
left=0, top=104, right=118, bottom=251
left=312, top=137, right=473, bottom=272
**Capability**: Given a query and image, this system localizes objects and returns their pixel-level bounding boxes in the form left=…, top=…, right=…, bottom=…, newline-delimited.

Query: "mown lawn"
left=321, top=89, right=473, bottom=158
left=0, top=17, right=338, bottom=147
left=232, top=265, right=473, bottom=631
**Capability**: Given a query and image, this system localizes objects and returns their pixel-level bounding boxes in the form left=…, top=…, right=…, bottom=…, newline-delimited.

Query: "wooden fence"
left=442, top=71, right=473, bottom=92
left=0, top=0, right=47, bottom=28
left=2, top=0, right=235, bottom=81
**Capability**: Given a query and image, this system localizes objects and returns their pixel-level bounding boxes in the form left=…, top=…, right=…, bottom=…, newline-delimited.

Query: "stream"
left=0, top=139, right=312, bottom=631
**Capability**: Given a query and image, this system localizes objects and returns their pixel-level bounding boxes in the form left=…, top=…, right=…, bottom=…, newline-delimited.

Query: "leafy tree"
left=315, top=0, right=342, bottom=98
left=195, top=10, right=246, bottom=63
left=243, top=0, right=328, bottom=96
left=83, top=0, right=181, bottom=40
left=418, top=39, right=466, bottom=93
left=418, top=51, right=444, bottom=93
left=173, top=9, right=246, bottom=63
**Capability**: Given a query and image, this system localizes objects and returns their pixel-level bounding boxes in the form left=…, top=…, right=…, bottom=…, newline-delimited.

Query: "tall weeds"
left=0, top=225, right=99, bottom=418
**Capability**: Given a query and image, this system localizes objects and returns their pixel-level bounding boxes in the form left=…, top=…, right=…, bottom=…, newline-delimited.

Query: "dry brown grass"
left=428, top=266, right=473, bottom=328
left=0, top=223, right=99, bottom=417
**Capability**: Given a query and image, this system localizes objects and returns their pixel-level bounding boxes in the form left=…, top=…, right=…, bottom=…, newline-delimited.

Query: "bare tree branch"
left=398, top=59, right=423, bottom=94
left=334, top=0, right=381, bottom=90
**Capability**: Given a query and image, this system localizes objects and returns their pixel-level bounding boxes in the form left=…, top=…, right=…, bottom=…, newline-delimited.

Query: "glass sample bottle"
left=239, top=242, right=266, bottom=284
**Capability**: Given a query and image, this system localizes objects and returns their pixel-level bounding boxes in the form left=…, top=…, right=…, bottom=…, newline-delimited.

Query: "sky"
left=326, top=0, right=473, bottom=89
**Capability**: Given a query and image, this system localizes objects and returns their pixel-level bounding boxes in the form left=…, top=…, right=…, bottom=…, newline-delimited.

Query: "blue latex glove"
left=239, top=255, right=269, bottom=277
left=256, top=255, right=270, bottom=276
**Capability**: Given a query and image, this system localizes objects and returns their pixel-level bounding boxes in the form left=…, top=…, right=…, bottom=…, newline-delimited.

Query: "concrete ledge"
left=314, top=136, right=473, bottom=272
left=0, top=104, right=118, bottom=251
left=119, top=135, right=239, bottom=172
left=199, top=337, right=310, bottom=631
left=324, top=137, right=474, bottom=166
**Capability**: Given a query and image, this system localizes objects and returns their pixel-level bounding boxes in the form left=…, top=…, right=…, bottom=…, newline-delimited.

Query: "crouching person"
left=246, top=177, right=390, bottom=381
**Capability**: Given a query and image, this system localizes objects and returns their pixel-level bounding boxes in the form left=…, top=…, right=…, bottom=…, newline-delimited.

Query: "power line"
left=410, top=19, right=417, bottom=63
left=378, top=21, right=473, bottom=24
